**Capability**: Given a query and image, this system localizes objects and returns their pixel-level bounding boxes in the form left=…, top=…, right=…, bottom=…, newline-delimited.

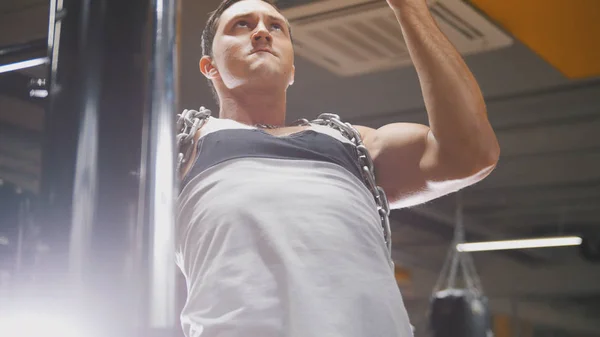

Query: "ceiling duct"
left=280, top=0, right=513, bottom=76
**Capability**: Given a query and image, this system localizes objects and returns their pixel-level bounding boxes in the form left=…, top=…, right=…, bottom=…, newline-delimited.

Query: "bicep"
left=359, top=122, right=482, bottom=209
left=358, top=123, right=434, bottom=207
left=357, top=123, right=495, bottom=208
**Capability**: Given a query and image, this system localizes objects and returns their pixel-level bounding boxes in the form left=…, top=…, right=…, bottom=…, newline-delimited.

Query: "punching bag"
left=430, top=288, right=493, bottom=337
left=428, top=192, right=493, bottom=337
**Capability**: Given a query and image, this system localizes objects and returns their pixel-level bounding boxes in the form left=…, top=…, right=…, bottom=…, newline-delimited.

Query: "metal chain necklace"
left=254, top=124, right=279, bottom=129
left=176, top=107, right=393, bottom=264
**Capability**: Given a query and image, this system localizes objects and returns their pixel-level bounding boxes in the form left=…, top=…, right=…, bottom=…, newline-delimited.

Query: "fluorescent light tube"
left=456, top=236, right=583, bottom=252
left=0, top=57, right=48, bottom=74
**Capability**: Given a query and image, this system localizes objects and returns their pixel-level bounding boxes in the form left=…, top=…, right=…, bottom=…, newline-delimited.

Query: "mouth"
left=251, top=48, right=276, bottom=56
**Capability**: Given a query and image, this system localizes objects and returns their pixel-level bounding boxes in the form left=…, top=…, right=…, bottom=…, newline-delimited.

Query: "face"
left=201, top=0, right=295, bottom=92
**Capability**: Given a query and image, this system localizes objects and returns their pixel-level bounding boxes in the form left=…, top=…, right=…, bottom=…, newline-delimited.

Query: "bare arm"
left=392, top=0, right=499, bottom=170
left=359, top=0, right=500, bottom=208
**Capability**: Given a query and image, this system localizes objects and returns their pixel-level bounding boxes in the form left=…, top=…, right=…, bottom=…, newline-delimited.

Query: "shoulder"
left=351, top=125, right=377, bottom=143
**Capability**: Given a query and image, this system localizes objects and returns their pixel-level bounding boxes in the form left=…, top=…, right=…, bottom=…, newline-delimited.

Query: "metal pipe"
left=137, top=0, right=179, bottom=331
left=0, top=39, right=48, bottom=75
left=40, top=0, right=179, bottom=335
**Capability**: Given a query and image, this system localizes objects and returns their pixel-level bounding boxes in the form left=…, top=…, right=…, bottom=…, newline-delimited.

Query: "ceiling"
left=1, top=0, right=599, bottom=335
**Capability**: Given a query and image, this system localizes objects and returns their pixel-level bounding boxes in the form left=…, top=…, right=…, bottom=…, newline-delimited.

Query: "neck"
left=218, top=87, right=287, bottom=127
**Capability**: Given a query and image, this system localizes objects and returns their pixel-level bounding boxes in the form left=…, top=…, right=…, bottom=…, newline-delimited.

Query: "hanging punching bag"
left=429, top=193, right=493, bottom=337
left=429, top=288, right=493, bottom=337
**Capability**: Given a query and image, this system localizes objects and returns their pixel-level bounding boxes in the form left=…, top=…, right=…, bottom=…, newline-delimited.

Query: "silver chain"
left=176, top=107, right=212, bottom=174
left=305, top=113, right=392, bottom=260
left=176, top=108, right=393, bottom=262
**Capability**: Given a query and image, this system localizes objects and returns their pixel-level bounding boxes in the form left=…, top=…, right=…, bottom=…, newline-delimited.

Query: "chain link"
left=177, top=109, right=393, bottom=263
left=308, top=113, right=392, bottom=261
left=176, top=107, right=212, bottom=174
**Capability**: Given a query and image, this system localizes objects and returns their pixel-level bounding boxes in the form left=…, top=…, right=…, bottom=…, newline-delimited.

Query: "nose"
left=252, top=23, right=272, bottom=44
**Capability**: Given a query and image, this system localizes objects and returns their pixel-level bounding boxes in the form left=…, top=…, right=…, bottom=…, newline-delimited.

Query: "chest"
left=250, top=125, right=312, bottom=137
left=181, top=118, right=359, bottom=179
left=181, top=125, right=366, bottom=187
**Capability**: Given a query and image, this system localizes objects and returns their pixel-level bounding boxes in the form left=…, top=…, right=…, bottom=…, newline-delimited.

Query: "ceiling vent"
left=280, top=0, right=513, bottom=77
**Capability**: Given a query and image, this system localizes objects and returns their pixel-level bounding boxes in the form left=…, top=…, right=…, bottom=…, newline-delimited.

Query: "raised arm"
left=357, top=0, right=500, bottom=209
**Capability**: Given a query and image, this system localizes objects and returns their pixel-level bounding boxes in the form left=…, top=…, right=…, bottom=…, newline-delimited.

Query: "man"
left=176, top=0, right=500, bottom=336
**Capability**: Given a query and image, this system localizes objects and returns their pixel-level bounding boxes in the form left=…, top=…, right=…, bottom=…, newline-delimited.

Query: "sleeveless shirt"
left=176, top=116, right=413, bottom=337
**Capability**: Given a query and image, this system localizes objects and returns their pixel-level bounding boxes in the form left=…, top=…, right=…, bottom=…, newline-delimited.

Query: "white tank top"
left=176, top=116, right=413, bottom=337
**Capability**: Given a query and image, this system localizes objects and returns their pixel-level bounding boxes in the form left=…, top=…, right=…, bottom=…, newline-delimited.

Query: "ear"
left=288, top=65, right=295, bottom=86
left=199, top=56, right=219, bottom=79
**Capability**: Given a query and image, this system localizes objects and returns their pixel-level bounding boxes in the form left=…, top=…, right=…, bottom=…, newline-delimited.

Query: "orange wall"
left=494, top=314, right=512, bottom=337
left=470, top=0, right=600, bottom=79
left=494, top=314, right=534, bottom=337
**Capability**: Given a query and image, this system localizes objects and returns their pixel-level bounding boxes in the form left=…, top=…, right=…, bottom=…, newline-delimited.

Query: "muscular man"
left=176, top=0, right=500, bottom=336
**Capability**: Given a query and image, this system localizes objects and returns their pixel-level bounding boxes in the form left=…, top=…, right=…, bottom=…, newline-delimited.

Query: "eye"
left=271, top=23, right=283, bottom=31
left=236, top=20, right=249, bottom=28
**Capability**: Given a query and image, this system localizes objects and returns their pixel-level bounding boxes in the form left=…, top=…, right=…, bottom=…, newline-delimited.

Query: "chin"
left=248, top=67, right=288, bottom=85
left=248, top=58, right=280, bottom=72
left=248, top=76, right=287, bottom=92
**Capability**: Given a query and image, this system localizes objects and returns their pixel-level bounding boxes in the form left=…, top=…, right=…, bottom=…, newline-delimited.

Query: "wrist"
left=389, top=0, right=429, bottom=18
left=390, top=1, right=436, bottom=31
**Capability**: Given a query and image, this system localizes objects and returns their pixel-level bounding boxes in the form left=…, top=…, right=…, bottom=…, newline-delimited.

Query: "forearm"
left=391, top=1, right=499, bottom=164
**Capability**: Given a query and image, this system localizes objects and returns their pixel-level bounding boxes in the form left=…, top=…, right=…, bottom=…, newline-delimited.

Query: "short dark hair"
left=201, top=0, right=293, bottom=105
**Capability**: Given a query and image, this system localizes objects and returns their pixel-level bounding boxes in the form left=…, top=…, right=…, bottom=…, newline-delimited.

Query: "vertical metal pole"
left=40, top=0, right=78, bottom=281
left=138, top=0, right=179, bottom=333
left=40, top=0, right=179, bottom=335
